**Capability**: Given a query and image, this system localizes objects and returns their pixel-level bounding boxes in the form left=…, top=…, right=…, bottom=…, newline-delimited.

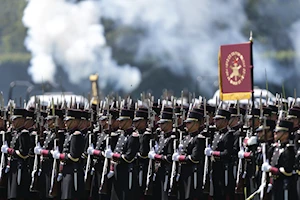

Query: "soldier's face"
left=274, top=131, right=288, bottom=142
left=185, top=121, right=199, bottom=133
left=0, top=119, right=4, bottom=129
left=133, top=119, right=147, bottom=130
left=24, top=119, right=34, bottom=129
left=214, top=118, right=227, bottom=130
left=229, top=117, right=239, bottom=127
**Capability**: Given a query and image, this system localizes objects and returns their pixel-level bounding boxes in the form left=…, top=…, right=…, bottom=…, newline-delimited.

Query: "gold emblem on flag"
left=225, top=51, right=246, bottom=86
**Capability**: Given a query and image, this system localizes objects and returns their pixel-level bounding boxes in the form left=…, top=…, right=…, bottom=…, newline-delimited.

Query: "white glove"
left=51, top=148, right=60, bottom=160
left=34, top=142, right=42, bottom=155
left=104, top=148, right=113, bottom=159
left=247, top=136, right=257, bottom=146
left=204, top=146, right=213, bottom=156
left=87, top=144, right=95, bottom=155
left=107, top=170, right=115, bottom=179
left=238, top=150, right=245, bottom=159
left=172, top=152, right=179, bottom=161
left=261, top=161, right=271, bottom=172
left=1, top=142, right=8, bottom=154
left=148, top=149, right=156, bottom=160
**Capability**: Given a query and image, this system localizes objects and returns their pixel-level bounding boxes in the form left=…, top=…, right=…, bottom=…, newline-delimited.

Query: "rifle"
left=144, top=100, right=155, bottom=196
left=168, top=100, right=178, bottom=197
left=235, top=137, right=245, bottom=194
left=202, top=98, right=211, bottom=194
left=49, top=138, right=58, bottom=197
left=0, top=92, right=7, bottom=188
left=30, top=131, right=39, bottom=192
left=84, top=133, right=92, bottom=189
left=98, top=103, right=112, bottom=194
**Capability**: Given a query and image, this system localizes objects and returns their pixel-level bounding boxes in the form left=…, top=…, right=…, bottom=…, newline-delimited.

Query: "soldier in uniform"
left=204, top=109, right=235, bottom=200
left=148, top=109, right=176, bottom=200
left=133, top=108, right=151, bottom=200
left=0, top=109, right=8, bottom=200
left=34, top=108, right=66, bottom=200
left=87, top=108, right=119, bottom=200
left=172, top=110, right=205, bottom=200
left=51, top=109, right=85, bottom=200
left=238, top=118, right=276, bottom=199
left=261, top=120, right=297, bottom=200
left=285, top=107, right=300, bottom=199
left=104, top=108, right=140, bottom=200
left=1, top=108, right=31, bottom=200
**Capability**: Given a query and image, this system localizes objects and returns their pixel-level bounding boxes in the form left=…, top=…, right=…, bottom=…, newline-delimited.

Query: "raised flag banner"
left=218, top=42, right=253, bottom=101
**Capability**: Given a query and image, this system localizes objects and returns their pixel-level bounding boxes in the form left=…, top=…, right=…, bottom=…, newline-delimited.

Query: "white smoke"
left=99, top=0, right=282, bottom=95
left=23, top=0, right=141, bottom=92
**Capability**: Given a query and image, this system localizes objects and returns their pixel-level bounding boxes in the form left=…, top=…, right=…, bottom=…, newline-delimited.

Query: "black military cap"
left=162, top=107, right=173, bottom=113
left=274, top=120, right=293, bottom=132
left=229, top=107, right=246, bottom=117
left=64, top=109, right=83, bottom=121
left=46, top=109, right=64, bottom=119
left=158, top=112, right=173, bottom=124
left=184, top=111, right=203, bottom=123
left=99, top=109, right=119, bottom=121
left=268, top=105, right=278, bottom=114
left=192, top=108, right=204, bottom=115
left=117, top=109, right=134, bottom=121
left=247, top=108, right=260, bottom=118
left=201, top=104, right=215, bottom=114
left=286, top=108, right=300, bottom=119
left=10, top=108, right=27, bottom=120
left=262, top=107, right=272, bottom=117
left=152, top=102, right=161, bottom=115
left=214, top=109, right=231, bottom=120
left=0, top=110, right=8, bottom=118
left=133, top=110, right=148, bottom=121
left=26, top=110, right=35, bottom=119
left=256, top=119, right=276, bottom=132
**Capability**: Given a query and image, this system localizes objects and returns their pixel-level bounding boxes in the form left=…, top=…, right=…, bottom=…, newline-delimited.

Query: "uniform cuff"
left=212, top=151, right=220, bottom=157
left=41, top=149, right=50, bottom=156
left=270, top=167, right=279, bottom=174
left=178, top=155, right=186, bottom=162
left=59, top=153, right=66, bottom=160
left=244, top=152, right=251, bottom=159
left=154, top=154, right=163, bottom=160
left=93, top=150, right=101, bottom=156
left=7, top=148, right=14, bottom=155
left=112, top=153, right=121, bottom=160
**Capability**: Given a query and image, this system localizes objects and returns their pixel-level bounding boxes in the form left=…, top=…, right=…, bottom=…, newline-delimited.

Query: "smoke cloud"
left=99, top=0, right=283, bottom=95
left=23, top=0, right=141, bottom=93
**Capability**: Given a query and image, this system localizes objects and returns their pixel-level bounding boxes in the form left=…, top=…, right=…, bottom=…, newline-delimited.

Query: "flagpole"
left=249, top=31, right=255, bottom=135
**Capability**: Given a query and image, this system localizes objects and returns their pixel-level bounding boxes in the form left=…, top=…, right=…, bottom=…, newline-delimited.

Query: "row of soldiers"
left=0, top=95, right=298, bottom=200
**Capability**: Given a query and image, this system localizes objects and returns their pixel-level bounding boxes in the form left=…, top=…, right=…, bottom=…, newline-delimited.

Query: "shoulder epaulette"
left=111, top=132, right=119, bottom=136
left=198, top=134, right=205, bottom=139
left=144, top=131, right=151, bottom=135
left=73, top=131, right=81, bottom=135
left=171, top=135, right=176, bottom=139
left=132, top=132, right=139, bottom=137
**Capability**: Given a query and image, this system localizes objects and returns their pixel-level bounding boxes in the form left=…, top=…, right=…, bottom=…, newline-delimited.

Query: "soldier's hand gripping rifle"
left=30, top=102, right=41, bottom=192
left=144, top=99, right=155, bottom=195
left=99, top=107, right=112, bottom=194
left=235, top=137, right=245, bottom=194
left=30, top=130, right=39, bottom=192
left=84, top=133, right=92, bottom=185
left=49, top=139, right=58, bottom=197
left=168, top=100, right=179, bottom=197
left=0, top=92, right=7, bottom=185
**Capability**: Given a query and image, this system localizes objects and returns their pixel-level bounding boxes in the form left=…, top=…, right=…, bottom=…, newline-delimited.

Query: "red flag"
left=218, top=42, right=253, bottom=100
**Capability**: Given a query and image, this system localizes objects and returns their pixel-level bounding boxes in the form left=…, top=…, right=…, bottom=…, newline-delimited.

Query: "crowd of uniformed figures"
left=0, top=94, right=299, bottom=200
